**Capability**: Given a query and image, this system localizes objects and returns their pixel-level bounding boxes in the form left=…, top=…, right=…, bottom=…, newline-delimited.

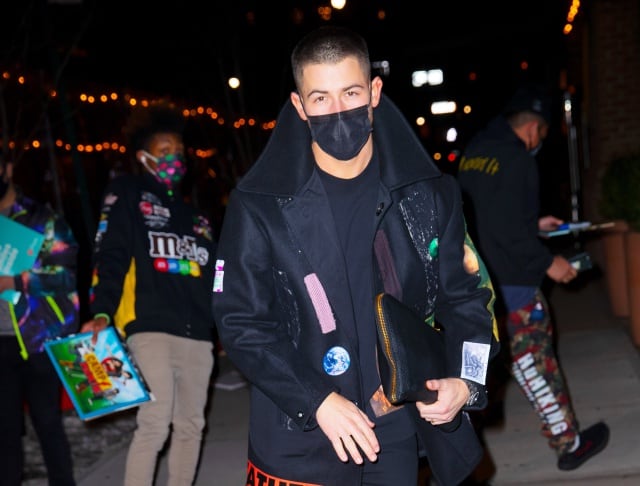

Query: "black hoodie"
left=457, top=115, right=553, bottom=287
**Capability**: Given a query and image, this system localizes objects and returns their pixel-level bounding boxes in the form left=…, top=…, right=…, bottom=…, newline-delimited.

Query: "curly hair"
left=122, top=100, right=185, bottom=152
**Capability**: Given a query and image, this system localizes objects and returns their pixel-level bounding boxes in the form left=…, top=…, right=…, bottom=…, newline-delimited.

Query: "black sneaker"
left=558, top=422, right=610, bottom=471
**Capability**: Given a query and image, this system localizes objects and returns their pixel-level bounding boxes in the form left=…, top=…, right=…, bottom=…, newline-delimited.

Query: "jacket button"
left=376, top=202, right=384, bottom=215
left=297, top=411, right=304, bottom=418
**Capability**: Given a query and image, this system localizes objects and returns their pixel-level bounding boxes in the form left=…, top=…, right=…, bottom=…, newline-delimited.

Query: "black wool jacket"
left=213, top=95, right=499, bottom=486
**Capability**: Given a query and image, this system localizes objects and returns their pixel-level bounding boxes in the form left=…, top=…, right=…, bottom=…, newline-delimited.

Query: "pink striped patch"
left=304, top=274, right=336, bottom=334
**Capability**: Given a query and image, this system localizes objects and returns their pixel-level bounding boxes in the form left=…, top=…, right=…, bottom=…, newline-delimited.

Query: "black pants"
left=361, top=406, right=419, bottom=485
left=0, top=337, right=76, bottom=486
left=362, top=433, right=419, bottom=485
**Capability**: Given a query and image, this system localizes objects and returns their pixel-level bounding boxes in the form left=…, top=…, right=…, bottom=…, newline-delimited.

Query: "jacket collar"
left=238, top=94, right=441, bottom=196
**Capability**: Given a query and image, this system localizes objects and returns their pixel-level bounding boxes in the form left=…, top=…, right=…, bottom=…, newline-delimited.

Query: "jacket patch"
left=303, top=273, right=336, bottom=334
left=193, top=215, right=213, bottom=241
left=461, top=341, right=491, bottom=384
left=104, top=193, right=118, bottom=206
left=95, top=217, right=108, bottom=245
left=213, top=260, right=224, bottom=292
left=322, top=346, right=350, bottom=376
left=398, top=192, right=439, bottom=310
left=139, top=201, right=171, bottom=228
left=462, top=243, right=480, bottom=274
left=373, top=230, right=402, bottom=299
left=147, top=231, right=209, bottom=274
left=428, top=237, right=439, bottom=258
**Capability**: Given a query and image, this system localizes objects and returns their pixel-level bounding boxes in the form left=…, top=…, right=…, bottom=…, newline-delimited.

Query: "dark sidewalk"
left=22, top=271, right=640, bottom=485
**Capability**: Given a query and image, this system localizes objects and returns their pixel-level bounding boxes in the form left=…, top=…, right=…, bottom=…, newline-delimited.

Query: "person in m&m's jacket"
left=81, top=101, right=216, bottom=486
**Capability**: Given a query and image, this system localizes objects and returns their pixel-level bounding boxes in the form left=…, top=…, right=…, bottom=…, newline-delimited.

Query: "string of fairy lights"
left=2, top=1, right=580, bottom=162
left=563, top=0, right=581, bottom=35
left=0, top=69, right=277, bottom=161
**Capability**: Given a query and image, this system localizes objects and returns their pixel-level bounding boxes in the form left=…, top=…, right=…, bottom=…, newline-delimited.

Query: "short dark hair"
left=291, top=26, right=371, bottom=91
left=123, top=100, right=185, bottom=152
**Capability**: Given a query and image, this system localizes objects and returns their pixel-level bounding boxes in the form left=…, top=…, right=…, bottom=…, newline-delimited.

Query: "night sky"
left=3, top=0, right=570, bottom=121
left=1, top=0, right=574, bottom=193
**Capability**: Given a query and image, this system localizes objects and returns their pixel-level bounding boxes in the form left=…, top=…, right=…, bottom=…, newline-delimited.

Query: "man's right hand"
left=316, top=392, right=379, bottom=464
left=547, top=255, right=578, bottom=284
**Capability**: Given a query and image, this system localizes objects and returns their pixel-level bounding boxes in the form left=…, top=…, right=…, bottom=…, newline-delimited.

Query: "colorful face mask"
left=305, top=104, right=373, bottom=161
left=140, top=151, right=186, bottom=190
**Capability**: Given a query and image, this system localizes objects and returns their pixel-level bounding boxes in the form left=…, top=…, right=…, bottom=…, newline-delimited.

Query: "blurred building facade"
left=567, top=0, right=640, bottom=265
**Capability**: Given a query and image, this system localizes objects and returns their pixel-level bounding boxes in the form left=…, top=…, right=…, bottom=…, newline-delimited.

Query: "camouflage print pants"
left=506, top=289, right=579, bottom=455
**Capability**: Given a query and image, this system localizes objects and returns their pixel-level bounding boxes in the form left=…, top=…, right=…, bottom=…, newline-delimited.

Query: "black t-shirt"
left=318, top=153, right=414, bottom=440
left=318, top=156, right=379, bottom=399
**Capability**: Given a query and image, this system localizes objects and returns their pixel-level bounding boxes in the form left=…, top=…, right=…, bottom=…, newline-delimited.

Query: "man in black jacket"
left=212, top=26, right=499, bottom=486
left=457, top=85, right=609, bottom=471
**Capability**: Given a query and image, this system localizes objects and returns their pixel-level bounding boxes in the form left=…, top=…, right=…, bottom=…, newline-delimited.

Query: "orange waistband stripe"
left=246, top=460, right=322, bottom=486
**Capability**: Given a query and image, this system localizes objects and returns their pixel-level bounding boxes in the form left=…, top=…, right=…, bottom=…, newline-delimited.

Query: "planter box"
left=602, top=220, right=630, bottom=317
left=625, top=230, right=640, bottom=347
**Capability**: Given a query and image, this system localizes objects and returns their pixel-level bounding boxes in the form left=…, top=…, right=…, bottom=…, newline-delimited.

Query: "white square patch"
left=461, top=341, right=491, bottom=385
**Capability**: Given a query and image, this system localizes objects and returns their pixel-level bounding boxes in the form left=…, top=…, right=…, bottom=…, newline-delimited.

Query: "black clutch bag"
left=374, top=292, right=445, bottom=405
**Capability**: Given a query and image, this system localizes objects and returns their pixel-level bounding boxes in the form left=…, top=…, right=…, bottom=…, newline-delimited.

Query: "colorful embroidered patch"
left=428, top=237, right=438, bottom=258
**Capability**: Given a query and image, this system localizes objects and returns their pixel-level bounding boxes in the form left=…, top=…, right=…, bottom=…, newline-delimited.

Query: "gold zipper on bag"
left=375, top=293, right=399, bottom=403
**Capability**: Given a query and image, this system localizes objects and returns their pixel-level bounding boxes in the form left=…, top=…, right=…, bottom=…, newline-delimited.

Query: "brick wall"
left=568, top=0, right=640, bottom=271
left=581, top=0, right=640, bottom=221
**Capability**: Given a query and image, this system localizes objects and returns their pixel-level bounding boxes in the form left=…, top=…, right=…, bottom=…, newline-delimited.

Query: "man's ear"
left=370, top=76, right=384, bottom=108
left=522, top=121, right=539, bottom=151
left=290, top=91, right=307, bottom=121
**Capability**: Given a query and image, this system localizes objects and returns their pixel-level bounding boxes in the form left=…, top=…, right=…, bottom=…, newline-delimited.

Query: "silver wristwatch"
left=462, top=379, right=482, bottom=408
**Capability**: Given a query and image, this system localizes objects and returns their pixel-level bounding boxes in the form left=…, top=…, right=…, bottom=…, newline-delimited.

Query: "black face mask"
left=306, top=104, right=373, bottom=161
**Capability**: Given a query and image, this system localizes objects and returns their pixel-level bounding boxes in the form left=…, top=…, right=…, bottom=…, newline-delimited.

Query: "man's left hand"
left=415, top=378, right=468, bottom=425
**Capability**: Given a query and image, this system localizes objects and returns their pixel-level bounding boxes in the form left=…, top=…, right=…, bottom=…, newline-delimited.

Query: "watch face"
left=467, top=390, right=480, bottom=407
left=463, top=379, right=482, bottom=407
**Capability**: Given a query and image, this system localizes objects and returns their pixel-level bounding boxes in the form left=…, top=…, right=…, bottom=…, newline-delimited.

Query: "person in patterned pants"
left=457, top=84, right=610, bottom=471
left=508, top=290, right=578, bottom=453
